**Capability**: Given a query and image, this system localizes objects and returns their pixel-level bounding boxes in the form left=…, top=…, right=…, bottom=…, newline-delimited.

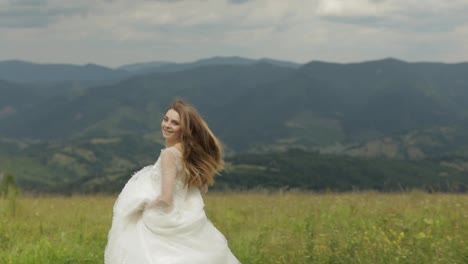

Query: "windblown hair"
left=165, top=99, right=224, bottom=189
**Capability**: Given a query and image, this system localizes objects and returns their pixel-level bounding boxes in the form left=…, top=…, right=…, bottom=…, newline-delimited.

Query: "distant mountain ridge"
left=0, top=57, right=301, bottom=83
left=117, top=56, right=301, bottom=74
left=1, top=57, right=467, bottom=155
left=1, top=57, right=468, bottom=193
left=0, top=60, right=132, bottom=83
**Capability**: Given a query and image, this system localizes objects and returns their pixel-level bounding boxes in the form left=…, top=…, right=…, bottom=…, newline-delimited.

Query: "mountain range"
left=0, top=56, right=300, bottom=83
left=0, top=56, right=467, bottom=192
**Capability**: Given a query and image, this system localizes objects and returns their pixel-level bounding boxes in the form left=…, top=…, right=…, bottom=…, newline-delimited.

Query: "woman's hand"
left=144, top=198, right=172, bottom=213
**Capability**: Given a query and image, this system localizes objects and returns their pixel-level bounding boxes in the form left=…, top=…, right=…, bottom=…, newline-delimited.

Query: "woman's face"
left=161, top=109, right=182, bottom=143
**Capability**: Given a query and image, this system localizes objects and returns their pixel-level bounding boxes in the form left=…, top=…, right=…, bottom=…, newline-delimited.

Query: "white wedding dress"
left=105, top=147, right=240, bottom=264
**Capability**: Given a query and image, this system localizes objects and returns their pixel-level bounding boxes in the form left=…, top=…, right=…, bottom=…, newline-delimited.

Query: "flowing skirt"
left=104, top=166, right=240, bottom=264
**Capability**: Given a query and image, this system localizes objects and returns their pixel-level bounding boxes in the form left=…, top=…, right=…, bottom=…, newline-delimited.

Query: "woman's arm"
left=145, top=148, right=177, bottom=213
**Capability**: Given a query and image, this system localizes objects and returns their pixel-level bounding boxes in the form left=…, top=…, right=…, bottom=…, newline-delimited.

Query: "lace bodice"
left=150, top=146, right=188, bottom=211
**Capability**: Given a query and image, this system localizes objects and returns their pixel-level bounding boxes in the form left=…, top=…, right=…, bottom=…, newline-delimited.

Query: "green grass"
left=0, top=192, right=467, bottom=263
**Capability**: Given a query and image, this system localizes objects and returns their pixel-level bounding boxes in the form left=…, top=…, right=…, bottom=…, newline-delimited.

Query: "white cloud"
left=0, top=0, right=467, bottom=66
left=316, top=0, right=468, bottom=32
left=316, top=0, right=381, bottom=17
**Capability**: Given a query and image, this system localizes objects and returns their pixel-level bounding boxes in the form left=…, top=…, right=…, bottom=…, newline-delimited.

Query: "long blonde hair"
left=165, top=99, right=224, bottom=188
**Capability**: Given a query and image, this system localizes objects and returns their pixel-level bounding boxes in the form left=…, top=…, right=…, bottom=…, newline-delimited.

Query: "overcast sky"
left=1, top=0, right=467, bottom=67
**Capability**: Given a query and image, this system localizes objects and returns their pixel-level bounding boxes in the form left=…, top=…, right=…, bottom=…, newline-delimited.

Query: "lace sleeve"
left=147, top=148, right=178, bottom=212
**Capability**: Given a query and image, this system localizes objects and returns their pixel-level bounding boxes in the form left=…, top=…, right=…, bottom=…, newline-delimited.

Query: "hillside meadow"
left=0, top=192, right=467, bottom=264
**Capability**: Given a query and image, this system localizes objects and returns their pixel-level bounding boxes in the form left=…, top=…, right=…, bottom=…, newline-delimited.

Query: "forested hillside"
left=1, top=57, right=467, bottom=193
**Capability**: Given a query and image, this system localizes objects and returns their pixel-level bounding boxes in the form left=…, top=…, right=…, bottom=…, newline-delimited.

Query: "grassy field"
left=0, top=192, right=467, bottom=263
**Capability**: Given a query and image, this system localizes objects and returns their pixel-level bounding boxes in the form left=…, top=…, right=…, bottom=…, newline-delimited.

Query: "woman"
left=105, top=99, right=240, bottom=264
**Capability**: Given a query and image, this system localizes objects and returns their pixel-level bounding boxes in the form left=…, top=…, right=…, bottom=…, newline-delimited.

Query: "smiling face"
left=161, top=108, right=182, bottom=145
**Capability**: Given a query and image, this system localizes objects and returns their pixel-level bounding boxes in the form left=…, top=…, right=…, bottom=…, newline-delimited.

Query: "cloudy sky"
left=1, top=0, right=467, bottom=67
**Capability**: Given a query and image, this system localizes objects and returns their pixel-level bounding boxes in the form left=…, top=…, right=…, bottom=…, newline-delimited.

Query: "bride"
left=105, top=99, right=240, bottom=264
